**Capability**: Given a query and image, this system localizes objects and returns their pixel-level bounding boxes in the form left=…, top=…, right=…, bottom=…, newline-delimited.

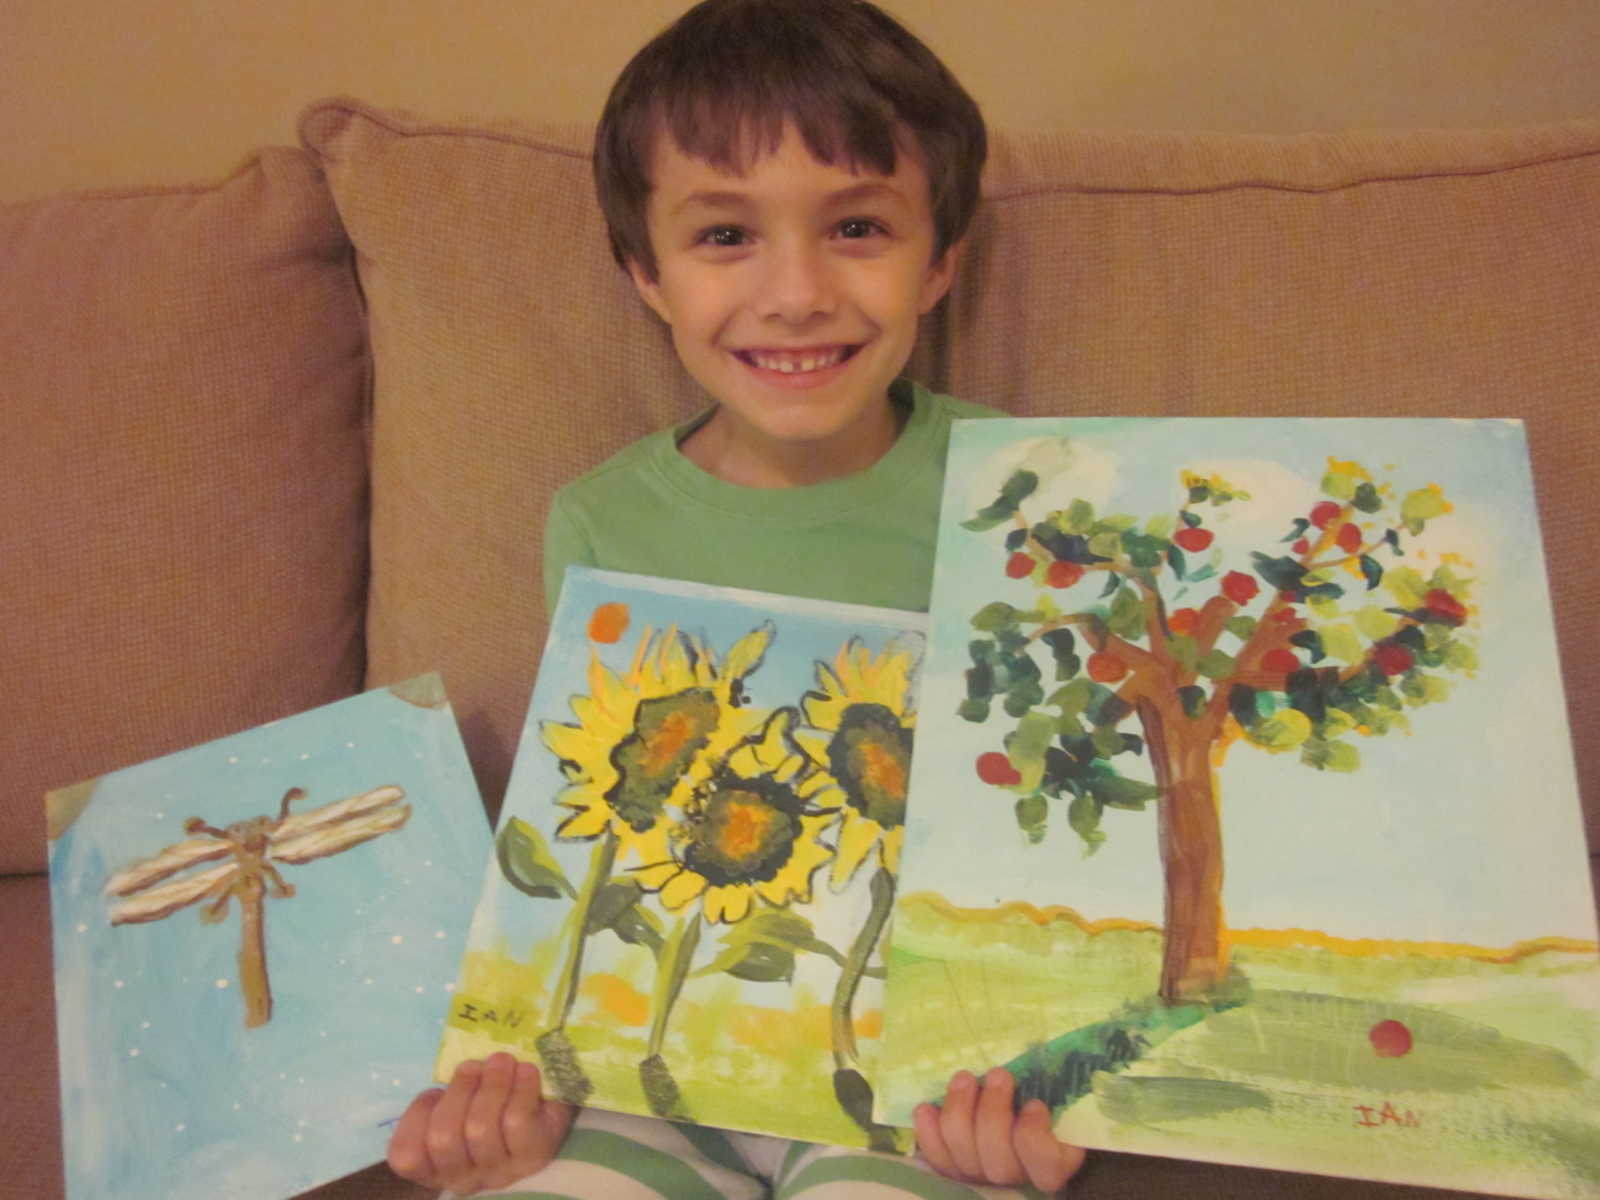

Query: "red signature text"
left=1354, top=1101, right=1421, bottom=1129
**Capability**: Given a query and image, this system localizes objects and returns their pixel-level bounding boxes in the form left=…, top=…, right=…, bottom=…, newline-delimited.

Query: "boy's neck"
left=679, top=392, right=908, bottom=488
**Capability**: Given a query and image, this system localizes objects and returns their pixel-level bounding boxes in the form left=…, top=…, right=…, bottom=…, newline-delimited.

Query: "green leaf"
left=1196, top=650, right=1237, bottom=680
left=1166, top=544, right=1188, bottom=580
left=1065, top=498, right=1096, bottom=532
left=1301, top=738, right=1362, bottom=773
left=1091, top=726, right=1127, bottom=759
left=1178, top=684, right=1208, bottom=718
left=1087, top=771, right=1160, bottom=810
left=1121, top=532, right=1166, bottom=570
left=1400, top=486, right=1450, bottom=535
left=961, top=469, right=1040, bottom=531
left=1225, top=616, right=1258, bottom=642
left=1360, top=554, right=1384, bottom=591
left=1067, top=792, right=1107, bottom=854
left=957, top=696, right=991, bottom=723
left=971, top=602, right=1020, bottom=632
left=1251, top=553, right=1307, bottom=593
left=1099, top=571, right=1122, bottom=598
left=1005, top=710, right=1059, bottom=792
left=496, top=817, right=575, bottom=900
left=1353, top=482, right=1383, bottom=513
left=1108, top=587, right=1146, bottom=641
left=1048, top=677, right=1094, bottom=717
left=691, top=908, right=815, bottom=981
left=1015, top=794, right=1049, bottom=844
left=1282, top=518, right=1311, bottom=543
left=1289, top=630, right=1326, bottom=663
left=585, top=878, right=664, bottom=953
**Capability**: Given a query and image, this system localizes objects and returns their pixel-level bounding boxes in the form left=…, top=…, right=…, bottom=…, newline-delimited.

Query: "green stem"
left=831, top=865, right=896, bottom=1068
left=647, top=911, right=702, bottom=1058
left=545, top=832, right=617, bottom=1031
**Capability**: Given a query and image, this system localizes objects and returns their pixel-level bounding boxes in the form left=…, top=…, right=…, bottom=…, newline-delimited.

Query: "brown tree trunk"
left=1139, top=696, right=1226, bottom=1005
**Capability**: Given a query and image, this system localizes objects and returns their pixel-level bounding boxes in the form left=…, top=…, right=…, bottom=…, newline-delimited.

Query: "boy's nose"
left=754, top=242, right=836, bottom=323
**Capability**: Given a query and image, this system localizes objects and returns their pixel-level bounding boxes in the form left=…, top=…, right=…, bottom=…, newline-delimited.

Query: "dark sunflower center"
left=826, top=703, right=912, bottom=829
left=606, top=688, right=719, bottom=831
left=681, top=774, right=802, bottom=886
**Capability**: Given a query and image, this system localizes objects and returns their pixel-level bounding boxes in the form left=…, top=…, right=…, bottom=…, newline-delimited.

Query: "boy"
left=389, top=1, right=1086, bottom=1195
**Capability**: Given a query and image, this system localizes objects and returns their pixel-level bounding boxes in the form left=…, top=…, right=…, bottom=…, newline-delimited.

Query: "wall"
left=5, top=0, right=1600, bottom=202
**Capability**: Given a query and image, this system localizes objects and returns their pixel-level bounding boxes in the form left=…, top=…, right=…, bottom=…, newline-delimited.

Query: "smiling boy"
left=387, top=1, right=1085, bottom=1196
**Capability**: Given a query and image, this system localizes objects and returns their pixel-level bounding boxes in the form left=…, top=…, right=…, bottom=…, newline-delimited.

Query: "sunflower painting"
left=438, top=567, right=926, bottom=1149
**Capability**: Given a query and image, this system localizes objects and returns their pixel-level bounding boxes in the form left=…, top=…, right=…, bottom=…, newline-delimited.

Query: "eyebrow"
left=669, top=180, right=911, bottom=219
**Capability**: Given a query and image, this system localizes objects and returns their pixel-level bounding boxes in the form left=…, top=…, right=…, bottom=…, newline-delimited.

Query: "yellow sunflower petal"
left=554, top=800, right=610, bottom=840
left=718, top=623, right=775, bottom=699
left=702, top=884, right=752, bottom=925
left=659, top=870, right=707, bottom=913
left=879, top=824, right=904, bottom=877
left=828, top=808, right=879, bottom=890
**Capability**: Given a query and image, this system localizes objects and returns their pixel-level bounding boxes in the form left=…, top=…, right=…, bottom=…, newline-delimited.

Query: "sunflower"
left=540, top=620, right=773, bottom=864
left=634, top=708, right=836, bottom=925
left=799, top=638, right=919, bottom=889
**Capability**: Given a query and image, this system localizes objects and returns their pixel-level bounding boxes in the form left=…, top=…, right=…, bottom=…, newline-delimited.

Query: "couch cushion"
left=300, top=100, right=1599, bottom=857
left=0, top=149, right=369, bottom=875
left=299, top=99, right=705, bottom=817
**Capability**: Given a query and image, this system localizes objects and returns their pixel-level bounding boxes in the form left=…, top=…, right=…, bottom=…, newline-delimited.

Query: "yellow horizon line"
left=899, top=891, right=1598, bottom=963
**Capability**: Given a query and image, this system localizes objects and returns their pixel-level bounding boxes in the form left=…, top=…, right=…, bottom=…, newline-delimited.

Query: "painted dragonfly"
left=104, top=784, right=410, bottom=1028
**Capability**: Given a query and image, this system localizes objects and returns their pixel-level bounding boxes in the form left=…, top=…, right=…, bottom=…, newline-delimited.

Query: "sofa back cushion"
left=301, top=100, right=1599, bottom=850
left=0, top=149, right=370, bottom=875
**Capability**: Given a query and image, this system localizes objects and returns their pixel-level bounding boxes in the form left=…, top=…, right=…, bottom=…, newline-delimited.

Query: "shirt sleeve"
left=540, top=490, right=597, bottom=617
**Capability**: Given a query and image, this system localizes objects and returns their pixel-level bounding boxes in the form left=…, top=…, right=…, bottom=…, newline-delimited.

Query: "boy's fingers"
left=1014, top=1098, right=1087, bottom=1195
left=425, top=1059, right=484, bottom=1183
left=936, top=1070, right=983, bottom=1179
left=912, top=1101, right=955, bottom=1176
left=386, top=1087, right=445, bottom=1184
left=499, top=1062, right=555, bottom=1164
left=463, top=1053, right=517, bottom=1168
left=974, top=1068, right=1024, bottom=1184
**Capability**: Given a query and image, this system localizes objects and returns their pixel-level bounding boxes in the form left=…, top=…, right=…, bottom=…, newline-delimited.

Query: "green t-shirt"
left=542, top=380, right=998, bottom=615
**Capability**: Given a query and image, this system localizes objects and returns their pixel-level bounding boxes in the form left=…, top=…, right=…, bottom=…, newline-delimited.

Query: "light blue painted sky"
left=49, top=682, right=490, bottom=1200
left=896, top=417, right=1596, bottom=947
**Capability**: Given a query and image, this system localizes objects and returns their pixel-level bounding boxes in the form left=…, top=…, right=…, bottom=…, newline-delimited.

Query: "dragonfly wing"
left=109, top=864, right=236, bottom=924
left=273, top=785, right=407, bottom=840
left=105, top=838, right=231, bottom=897
left=271, top=804, right=411, bottom=863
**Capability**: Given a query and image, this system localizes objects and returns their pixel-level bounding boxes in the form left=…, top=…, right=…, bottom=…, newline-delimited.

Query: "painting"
left=439, top=567, right=925, bottom=1150
left=875, top=418, right=1600, bottom=1198
left=48, top=674, right=491, bottom=1200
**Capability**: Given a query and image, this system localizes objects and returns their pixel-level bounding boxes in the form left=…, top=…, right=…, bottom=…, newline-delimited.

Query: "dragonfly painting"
left=105, top=783, right=410, bottom=1027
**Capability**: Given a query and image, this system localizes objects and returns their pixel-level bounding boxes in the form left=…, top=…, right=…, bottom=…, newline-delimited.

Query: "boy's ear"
left=917, top=239, right=965, bottom=315
left=626, top=258, right=673, bottom=325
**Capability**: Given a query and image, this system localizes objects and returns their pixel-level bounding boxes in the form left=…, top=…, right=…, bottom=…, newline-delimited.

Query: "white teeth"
left=747, top=348, right=846, bottom=373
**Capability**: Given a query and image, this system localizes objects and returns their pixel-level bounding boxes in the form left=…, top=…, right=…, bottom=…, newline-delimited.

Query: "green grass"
left=875, top=896, right=1600, bottom=1198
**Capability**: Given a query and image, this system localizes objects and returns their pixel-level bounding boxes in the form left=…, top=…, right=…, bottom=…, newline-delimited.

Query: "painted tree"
left=962, top=455, right=1477, bottom=1005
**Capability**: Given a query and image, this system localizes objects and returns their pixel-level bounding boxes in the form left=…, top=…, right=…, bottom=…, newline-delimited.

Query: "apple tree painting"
left=960, top=449, right=1477, bottom=1005
left=873, top=418, right=1600, bottom=1199
left=441, top=569, right=924, bottom=1150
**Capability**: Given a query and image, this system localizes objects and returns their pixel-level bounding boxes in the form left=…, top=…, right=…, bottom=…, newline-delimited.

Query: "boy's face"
left=628, top=124, right=958, bottom=483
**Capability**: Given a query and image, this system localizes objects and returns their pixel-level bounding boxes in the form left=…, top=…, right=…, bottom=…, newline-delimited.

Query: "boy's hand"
left=914, top=1068, right=1086, bottom=1196
left=387, top=1053, right=576, bottom=1196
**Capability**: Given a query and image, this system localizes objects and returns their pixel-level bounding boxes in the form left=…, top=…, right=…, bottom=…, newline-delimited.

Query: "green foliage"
left=498, top=817, right=576, bottom=900
left=961, top=459, right=1478, bottom=855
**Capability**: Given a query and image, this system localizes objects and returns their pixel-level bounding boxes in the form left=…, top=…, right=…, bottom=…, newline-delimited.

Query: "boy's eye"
left=836, top=218, right=885, bottom=239
left=698, top=226, right=747, bottom=247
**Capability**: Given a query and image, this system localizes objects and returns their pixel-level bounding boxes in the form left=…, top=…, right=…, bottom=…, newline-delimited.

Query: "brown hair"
left=594, top=0, right=987, bottom=280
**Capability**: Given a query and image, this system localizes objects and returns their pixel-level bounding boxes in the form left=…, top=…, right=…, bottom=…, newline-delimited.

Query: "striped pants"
left=465, top=1106, right=1052, bottom=1200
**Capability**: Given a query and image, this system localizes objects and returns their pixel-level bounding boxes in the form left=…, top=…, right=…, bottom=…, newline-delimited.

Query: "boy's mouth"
left=735, top=345, right=860, bottom=375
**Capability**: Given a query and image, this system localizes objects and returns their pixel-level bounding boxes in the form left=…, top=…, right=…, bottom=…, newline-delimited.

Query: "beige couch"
left=5, top=98, right=1597, bottom=1199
